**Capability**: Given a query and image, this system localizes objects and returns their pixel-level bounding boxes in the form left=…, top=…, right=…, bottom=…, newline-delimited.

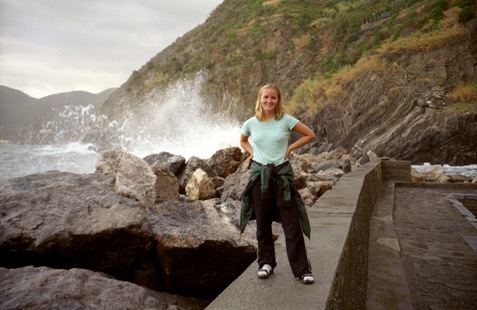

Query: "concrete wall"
left=321, top=160, right=383, bottom=309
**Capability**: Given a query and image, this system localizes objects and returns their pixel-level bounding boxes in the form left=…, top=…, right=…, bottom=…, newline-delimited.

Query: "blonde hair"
left=255, top=84, right=285, bottom=121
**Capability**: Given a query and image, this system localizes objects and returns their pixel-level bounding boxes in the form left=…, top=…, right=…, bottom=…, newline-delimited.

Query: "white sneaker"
left=299, top=274, right=314, bottom=284
left=257, top=264, right=273, bottom=279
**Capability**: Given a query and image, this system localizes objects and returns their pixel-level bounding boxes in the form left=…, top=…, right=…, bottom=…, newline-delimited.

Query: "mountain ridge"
left=0, top=85, right=117, bottom=143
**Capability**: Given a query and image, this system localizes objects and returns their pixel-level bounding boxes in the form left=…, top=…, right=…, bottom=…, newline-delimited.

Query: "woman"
left=239, top=84, right=316, bottom=284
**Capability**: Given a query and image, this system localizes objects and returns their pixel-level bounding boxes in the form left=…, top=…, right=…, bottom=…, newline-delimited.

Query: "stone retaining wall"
left=323, top=160, right=384, bottom=309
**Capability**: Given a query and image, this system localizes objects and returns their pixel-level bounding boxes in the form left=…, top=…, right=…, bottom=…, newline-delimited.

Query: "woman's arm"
left=240, top=134, right=254, bottom=166
left=285, top=122, right=316, bottom=158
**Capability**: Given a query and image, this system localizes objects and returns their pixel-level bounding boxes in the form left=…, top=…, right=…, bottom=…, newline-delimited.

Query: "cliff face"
left=100, top=0, right=477, bottom=165
left=305, top=21, right=477, bottom=165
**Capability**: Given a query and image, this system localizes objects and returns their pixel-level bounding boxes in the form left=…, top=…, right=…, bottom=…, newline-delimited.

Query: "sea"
left=0, top=75, right=242, bottom=181
left=0, top=140, right=240, bottom=181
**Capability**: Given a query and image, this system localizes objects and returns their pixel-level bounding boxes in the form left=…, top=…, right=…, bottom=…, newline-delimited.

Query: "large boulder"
left=185, top=168, right=216, bottom=201
left=151, top=162, right=180, bottom=201
left=96, top=148, right=156, bottom=208
left=178, top=156, right=217, bottom=193
left=220, top=161, right=250, bottom=202
left=0, top=172, right=157, bottom=285
left=147, top=199, right=256, bottom=299
left=143, top=152, right=186, bottom=177
left=207, top=147, right=243, bottom=178
left=0, top=266, right=207, bottom=310
left=411, top=164, right=449, bottom=182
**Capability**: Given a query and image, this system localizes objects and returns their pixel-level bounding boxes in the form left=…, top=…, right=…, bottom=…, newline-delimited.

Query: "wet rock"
left=447, top=174, right=473, bottom=183
left=207, top=147, right=243, bottom=178
left=96, top=148, right=156, bottom=208
left=147, top=199, right=256, bottom=299
left=151, top=162, right=180, bottom=201
left=143, top=152, right=186, bottom=177
left=411, top=165, right=449, bottom=183
left=0, top=266, right=207, bottom=310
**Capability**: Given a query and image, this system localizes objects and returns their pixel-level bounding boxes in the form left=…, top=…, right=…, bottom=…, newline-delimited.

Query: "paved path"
left=394, top=185, right=477, bottom=309
left=368, top=183, right=477, bottom=309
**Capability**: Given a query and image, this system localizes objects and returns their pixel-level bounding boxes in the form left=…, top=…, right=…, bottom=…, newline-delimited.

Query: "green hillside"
left=121, top=0, right=475, bottom=118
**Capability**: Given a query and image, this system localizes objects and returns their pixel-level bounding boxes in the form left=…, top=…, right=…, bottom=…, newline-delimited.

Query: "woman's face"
left=260, top=88, right=278, bottom=114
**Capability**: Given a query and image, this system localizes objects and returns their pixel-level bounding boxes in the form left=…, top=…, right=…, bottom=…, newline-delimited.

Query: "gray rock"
left=151, top=162, right=180, bottom=201
left=0, top=266, right=207, bottom=310
left=310, top=160, right=340, bottom=173
left=220, top=161, right=250, bottom=202
left=147, top=199, right=256, bottom=299
left=0, top=172, right=156, bottom=284
left=178, top=156, right=217, bottom=194
left=211, top=176, right=225, bottom=197
left=358, top=153, right=370, bottom=165
left=96, top=148, right=156, bottom=208
left=143, top=152, right=186, bottom=177
left=341, top=159, right=352, bottom=173
left=207, top=147, right=243, bottom=178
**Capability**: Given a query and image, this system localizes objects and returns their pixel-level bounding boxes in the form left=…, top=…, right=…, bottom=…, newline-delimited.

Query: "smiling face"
left=260, top=88, right=279, bottom=115
left=254, top=84, right=284, bottom=121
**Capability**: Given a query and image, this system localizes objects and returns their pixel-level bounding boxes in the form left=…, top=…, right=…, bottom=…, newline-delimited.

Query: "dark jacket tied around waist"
left=239, top=160, right=311, bottom=239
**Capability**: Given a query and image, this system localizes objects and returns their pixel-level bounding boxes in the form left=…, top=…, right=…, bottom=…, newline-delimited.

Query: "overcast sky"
left=0, top=0, right=223, bottom=98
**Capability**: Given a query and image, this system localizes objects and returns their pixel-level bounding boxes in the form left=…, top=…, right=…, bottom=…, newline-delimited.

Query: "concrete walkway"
left=206, top=160, right=477, bottom=310
left=386, top=183, right=477, bottom=309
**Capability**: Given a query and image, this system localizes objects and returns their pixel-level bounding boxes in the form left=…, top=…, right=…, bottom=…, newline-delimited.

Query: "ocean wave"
left=36, top=142, right=98, bottom=155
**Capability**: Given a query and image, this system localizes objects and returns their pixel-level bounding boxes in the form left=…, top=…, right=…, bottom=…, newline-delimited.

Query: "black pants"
left=251, top=178, right=311, bottom=278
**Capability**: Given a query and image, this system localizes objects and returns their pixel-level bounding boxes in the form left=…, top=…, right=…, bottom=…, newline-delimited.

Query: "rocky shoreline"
left=1, top=147, right=475, bottom=309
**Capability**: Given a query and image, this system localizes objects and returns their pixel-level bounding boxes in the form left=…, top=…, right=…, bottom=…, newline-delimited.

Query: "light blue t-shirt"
left=241, top=114, right=299, bottom=165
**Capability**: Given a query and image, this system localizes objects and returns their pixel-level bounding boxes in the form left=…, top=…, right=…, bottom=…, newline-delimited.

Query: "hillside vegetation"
left=104, top=0, right=475, bottom=118
left=101, top=0, right=477, bottom=164
left=289, top=0, right=477, bottom=115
